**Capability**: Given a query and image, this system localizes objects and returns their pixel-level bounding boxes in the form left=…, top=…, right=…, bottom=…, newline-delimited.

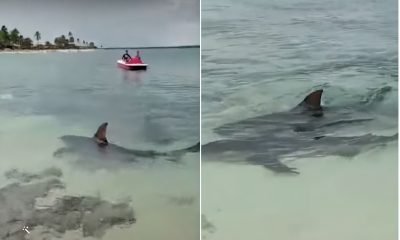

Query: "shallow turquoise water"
left=201, top=0, right=397, bottom=239
left=0, top=48, right=200, bottom=239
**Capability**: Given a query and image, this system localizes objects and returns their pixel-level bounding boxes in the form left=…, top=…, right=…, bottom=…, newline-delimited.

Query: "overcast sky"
left=0, top=0, right=199, bottom=47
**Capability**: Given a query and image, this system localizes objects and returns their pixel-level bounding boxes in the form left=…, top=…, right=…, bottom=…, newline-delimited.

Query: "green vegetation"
left=0, top=25, right=97, bottom=50
left=34, top=31, right=41, bottom=43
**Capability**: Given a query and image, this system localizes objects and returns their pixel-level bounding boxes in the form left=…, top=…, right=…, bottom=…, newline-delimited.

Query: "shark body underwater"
left=202, top=89, right=397, bottom=174
left=54, top=122, right=200, bottom=168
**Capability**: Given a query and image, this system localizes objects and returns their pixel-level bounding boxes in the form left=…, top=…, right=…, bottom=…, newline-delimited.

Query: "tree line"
left=0, top=25, right=97, bottom=50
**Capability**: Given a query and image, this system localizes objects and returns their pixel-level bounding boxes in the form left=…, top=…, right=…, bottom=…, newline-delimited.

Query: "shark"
left=54, top=122, right=199, bottom=168
left=202, top=89, right=397, bottom=174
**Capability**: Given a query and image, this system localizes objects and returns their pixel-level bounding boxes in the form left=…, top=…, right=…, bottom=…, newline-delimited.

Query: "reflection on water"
left=121, top=69, right=145, bottom=84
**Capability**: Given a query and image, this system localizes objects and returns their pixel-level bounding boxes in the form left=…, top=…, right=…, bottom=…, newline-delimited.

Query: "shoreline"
left=103, top=45, right=200, bottom=49
left=0, top=48, right=97, bottom=54
left=0, top=46, right=199, bottom=54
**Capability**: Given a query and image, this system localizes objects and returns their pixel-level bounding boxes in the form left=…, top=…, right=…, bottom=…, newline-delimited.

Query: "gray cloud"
left=0, top=0, right=199, bottom=47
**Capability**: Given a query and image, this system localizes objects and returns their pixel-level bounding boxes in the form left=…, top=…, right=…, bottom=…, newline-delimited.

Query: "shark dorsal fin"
left=94, top=122, right=108, bottom=144
left=300, top=89, right=323, bottom=110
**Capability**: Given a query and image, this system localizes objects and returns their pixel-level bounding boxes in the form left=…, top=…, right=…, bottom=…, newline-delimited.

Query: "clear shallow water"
left=202, top=0, right=397, bottom=239
left=0, top=48, right=200, bottom=239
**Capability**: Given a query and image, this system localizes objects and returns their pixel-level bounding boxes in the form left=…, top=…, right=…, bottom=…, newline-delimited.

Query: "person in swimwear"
left=122, top=50, right=132, bottom=61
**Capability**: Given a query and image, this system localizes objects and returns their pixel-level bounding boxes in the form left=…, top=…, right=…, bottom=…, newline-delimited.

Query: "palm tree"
left=10, top=28, right=19, bottom=45
left=34, top=31, right=41, bottom=44
left=68, top=31, right=74, bottom=44
left=1, top=25, right=8, bottom=38
left=54, top=35, right=67, bottom=48
left=60, top=35, right=66, bottom=42
left=54, top=37, right=60, bottom=47
left=0, top=25, right=10, bottom=46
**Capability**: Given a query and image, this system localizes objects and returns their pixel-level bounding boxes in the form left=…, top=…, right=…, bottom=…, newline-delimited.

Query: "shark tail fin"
left=299, top=89, right=323, bottom=110
left=166, top=142, right=200, bottom=162
left=182, top=142, right=200, bottom=153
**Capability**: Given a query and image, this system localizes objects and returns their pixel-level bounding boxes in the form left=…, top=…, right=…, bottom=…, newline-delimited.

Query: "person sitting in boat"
left=122, top=50, right=132, bottom=61
left=135, top=50, right=142, bottom=61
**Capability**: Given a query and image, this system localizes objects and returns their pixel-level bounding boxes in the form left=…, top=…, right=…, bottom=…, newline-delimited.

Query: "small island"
left=0, top=25, right=98, bottom=51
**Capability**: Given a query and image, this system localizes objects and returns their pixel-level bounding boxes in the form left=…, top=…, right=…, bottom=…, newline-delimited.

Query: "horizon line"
left=102, top=45, right=200, bottom=49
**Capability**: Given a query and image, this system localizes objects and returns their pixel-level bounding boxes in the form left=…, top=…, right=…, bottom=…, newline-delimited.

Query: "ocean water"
left=201, top=0, right=397, bottom=239
left=0, top=48, right=200, bottom=239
